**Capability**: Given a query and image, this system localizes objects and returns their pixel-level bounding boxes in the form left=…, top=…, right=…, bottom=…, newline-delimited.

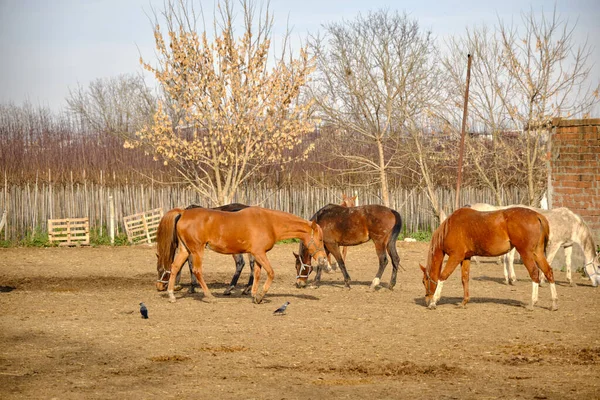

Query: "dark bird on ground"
left=273, top=301, right=290, bottom=315
left=140, top=302, right=148, bottom=319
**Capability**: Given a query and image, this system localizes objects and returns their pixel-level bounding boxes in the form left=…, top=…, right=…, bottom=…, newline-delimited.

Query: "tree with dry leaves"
left=131, top=0, right=316, bottom=205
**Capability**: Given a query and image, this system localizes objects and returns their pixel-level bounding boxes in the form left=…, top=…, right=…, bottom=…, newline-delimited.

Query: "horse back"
left=312, top=204, right=399, bottom=245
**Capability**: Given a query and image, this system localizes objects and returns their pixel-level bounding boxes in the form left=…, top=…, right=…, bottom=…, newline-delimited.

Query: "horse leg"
left=533, top=250, right=558, bottom=311
left=167, top=248, right=190, bottom=303
left=325, top=253, right=335, bottom=273
left=370, top=242, right=388, bottom=290
left=224, top=254, right=245, bottom=295
left=504, top=249, right=517, bottom=285
left=329, top=244, right=351, bottom=288
left=174, top=260, right=184, bottom=291
left=189, top=249, right=215, bottom=303
left=387, top=236, right=401, bottom=290
left=250, top=255, right=263, bottom=303
left=251, top=253, right=273, bottom=304
left=563, top=245, right=575, bottom=286
left=429, top=256, right=463, bottom=309
left=518, top=252, right=540, bottom=310
left=460, top=259, right=471, bottom=307
left=242, top=254, right=255, bottom=295
left=187, top=256, right=199, bottom=294
left=540, top=241, right=560, bottom=286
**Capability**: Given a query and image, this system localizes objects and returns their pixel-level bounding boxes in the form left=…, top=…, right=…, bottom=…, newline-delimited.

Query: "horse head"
left=420, top=263, right=438, bottom=306
left=584, top=252, right=600, bottom=287
left=293, top=250, right=312, bottom=288
left=341, top=194, right=357, bottom=207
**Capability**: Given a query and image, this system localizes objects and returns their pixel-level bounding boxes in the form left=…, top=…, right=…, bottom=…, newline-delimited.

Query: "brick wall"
left=548, top=118, right=600, bottom=244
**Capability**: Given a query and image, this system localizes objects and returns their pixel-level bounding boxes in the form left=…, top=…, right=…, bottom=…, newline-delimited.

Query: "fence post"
left=109, top=194, right=115, bottom=245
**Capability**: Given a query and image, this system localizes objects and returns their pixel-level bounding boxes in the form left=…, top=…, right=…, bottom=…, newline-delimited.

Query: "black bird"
left=273, top=301, right=290, bottom=315
left=140, top=302, right=148, bottom=319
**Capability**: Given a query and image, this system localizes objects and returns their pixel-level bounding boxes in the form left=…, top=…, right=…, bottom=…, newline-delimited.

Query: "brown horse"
left=420, top=207, right=558, bottom=311
left=294, top=203, right=402, bottom=290
left=167, top=203, right=256, bottom=295
left=325, top=194, right=357, bottom=271
left=156, top=206, right=327, bottom=304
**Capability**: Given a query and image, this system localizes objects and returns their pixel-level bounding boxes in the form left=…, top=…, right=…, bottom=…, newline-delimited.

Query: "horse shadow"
left=169, top=282, right=321, bottom=302
left=412, top=296, right=524, bottom=308
left=303, top=279, right=381, bottom=289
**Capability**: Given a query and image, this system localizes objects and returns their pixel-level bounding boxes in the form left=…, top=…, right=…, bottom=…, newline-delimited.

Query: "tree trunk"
left=376, top=138, right=390, bottom=207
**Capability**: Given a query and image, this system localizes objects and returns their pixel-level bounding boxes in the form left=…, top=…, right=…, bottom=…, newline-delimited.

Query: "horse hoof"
left=241, top=288, right=251, bottom=296
left=203, top=295, right=217, bottom=303
left=569, top=281, right=577, bottom=287
left=223, top=288, right=233, bottom=296
left=427, top=303, right=437, bottom=310
left=551, top=301, right=558, bottom=311
left=253, top=293, right=264, bottom=304
left=168, top=297, right=177, bottom=303
left=174, top=285, right=183, bottom=292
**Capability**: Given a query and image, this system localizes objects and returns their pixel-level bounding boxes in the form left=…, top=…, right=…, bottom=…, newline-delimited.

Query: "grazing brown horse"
left=294, top=203, right=402, bottom=290
left=420, top=207, right=558, bottom=311
left=325, top=194, right=357, bottom=271
left=167, top=203, right=257, bottom=295
left=156, top=206, right=327, bottom=304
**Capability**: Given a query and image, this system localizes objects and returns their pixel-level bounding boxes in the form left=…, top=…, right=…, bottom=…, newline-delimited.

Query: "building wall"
left=549, top=118, right=600, bottom=245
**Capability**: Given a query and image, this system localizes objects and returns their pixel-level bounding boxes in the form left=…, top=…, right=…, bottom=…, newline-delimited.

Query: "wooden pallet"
left=48, top=218, right=90, bottom=246
left=123, top=208, right=164, bottom=244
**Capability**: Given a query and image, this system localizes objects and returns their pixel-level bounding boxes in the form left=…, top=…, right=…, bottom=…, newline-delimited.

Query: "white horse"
left=468, top=203, right=600, bottom=287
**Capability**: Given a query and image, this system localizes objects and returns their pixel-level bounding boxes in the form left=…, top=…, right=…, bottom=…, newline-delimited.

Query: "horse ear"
left=419, top=264, right=426, bottom=273
left=293, top=252, right=299, bottom=257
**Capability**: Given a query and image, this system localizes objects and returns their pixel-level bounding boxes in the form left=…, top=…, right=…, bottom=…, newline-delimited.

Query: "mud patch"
left=196, top=345, right=248, bottom=353
left=495, top=344, right=599, bottom=365
left=148, top=355, right=190, bottom=362
left=319, top=360, right=463, bottom=377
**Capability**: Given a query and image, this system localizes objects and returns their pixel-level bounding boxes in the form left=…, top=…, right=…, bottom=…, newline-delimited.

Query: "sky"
left=0, top=0, right=599, bottom=114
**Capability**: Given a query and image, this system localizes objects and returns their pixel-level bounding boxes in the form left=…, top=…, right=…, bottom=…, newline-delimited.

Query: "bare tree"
left=308, top=10, right=438, bottom=207
left=67, top=73, right=156, bottom=137
left=444, top=7, right=599, bottom=205
left=129, top=0, right=315, bottom=205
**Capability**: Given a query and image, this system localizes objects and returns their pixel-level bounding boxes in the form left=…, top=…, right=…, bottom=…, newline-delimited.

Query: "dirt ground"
left=0, top=241, right=598, bottom=399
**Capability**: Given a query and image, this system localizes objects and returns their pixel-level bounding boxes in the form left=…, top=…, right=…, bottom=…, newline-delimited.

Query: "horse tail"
left=389, top=209, right=403, bottom=245
left=156, top=208, right=184, bottom=271
left=537, top=213, right=550, bottom=255
left=387, top=209, right=403, bottom=268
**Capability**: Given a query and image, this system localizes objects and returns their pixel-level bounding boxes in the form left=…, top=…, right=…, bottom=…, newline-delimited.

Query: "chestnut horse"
left=156, top=206, right=327, bottom=304
left=420, top=207, right=558, bottom=311
left=169, top=203, right=257, bottom=295
left=294, top=203, right=402, bottom=290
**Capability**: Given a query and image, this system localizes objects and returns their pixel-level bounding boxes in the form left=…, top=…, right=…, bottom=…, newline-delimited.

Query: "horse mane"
left=427, top=217, right=450, bottom=269
left=562, top=208, right=597, bottom=256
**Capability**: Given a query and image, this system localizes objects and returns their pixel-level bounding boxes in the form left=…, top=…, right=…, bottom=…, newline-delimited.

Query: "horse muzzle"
left=296, top=278, right=308, bottom=288
left=156, top=281, right=167, bottom=291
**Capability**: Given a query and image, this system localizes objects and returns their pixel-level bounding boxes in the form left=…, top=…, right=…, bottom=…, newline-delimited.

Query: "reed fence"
left=0, top=175, right=527, bottom=241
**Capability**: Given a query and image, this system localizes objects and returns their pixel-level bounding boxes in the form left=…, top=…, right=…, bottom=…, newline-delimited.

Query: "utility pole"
left=455, top=54, right=472, bottom=210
